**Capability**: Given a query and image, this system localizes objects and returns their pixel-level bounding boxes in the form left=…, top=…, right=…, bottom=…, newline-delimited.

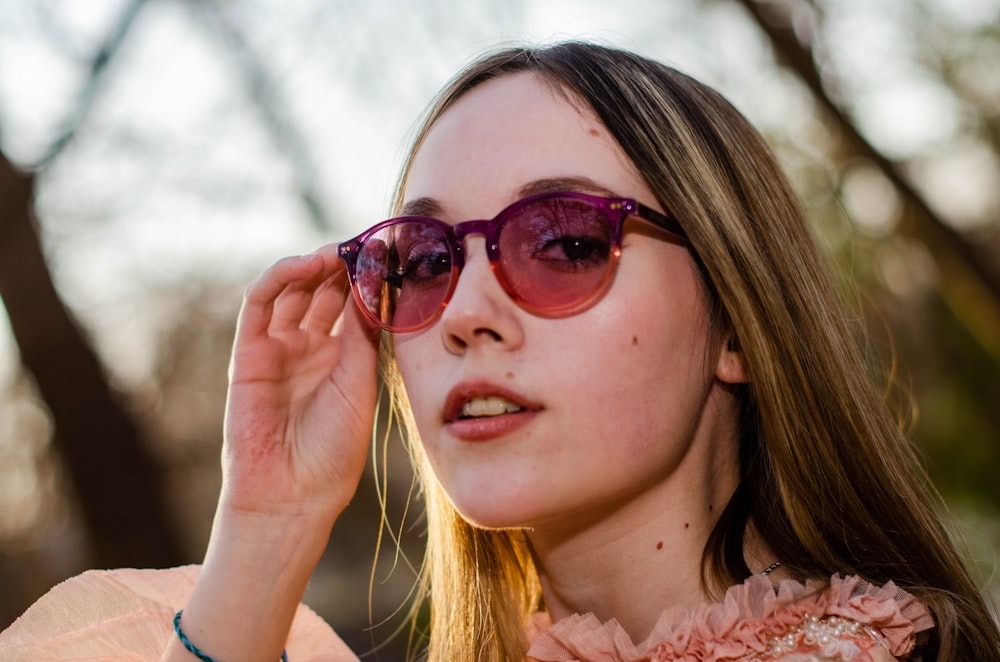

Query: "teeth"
left=460, top=396, right=524, bottom=418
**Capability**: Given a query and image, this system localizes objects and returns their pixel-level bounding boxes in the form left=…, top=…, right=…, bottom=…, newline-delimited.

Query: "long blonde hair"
left=380, top=42, right=1000, bottom=660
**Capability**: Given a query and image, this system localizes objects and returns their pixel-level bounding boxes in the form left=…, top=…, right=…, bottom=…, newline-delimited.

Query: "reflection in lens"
left=357, top=220, right=453, bottom=329
left=500, top=198, right=611, bottom=310
left=356, top=238, right=390, bottom=319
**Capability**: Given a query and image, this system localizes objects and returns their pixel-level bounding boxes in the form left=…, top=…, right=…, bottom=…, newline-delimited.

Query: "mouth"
left=459, top=396, right=525, bottom=419
left=444, top=383, right=540, bottom=424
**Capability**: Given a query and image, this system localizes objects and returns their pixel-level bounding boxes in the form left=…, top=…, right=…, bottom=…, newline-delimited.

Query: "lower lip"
left=445, top=410, right=538, bottom=442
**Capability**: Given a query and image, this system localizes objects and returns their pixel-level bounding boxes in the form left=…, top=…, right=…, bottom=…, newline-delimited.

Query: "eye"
left=512, top=201, right=611, bottom=272
left=399, top=244, right=452, bottom=283
left=386, top=222, right=453, bottom=285
left=533, top=234, right=609, bottom=268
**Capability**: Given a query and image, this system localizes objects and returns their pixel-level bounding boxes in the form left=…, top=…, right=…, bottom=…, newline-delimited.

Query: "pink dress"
left=0, top=567, right=932, bottom=661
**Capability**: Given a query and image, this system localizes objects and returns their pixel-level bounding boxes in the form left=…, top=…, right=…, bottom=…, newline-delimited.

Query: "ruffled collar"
left=525, top=574, right=933, bottom=661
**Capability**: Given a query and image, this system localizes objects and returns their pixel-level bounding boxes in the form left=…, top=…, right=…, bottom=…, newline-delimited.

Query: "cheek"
left=589, top=332, right=674, bottom=435
left=578, top=328, right=714, bottom=485
left=392, top=335, right=439, bottom=428
left=578, top=288, right=714, bottom=437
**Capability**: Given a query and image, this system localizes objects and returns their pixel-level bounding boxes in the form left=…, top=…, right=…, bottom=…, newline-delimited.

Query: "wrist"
left=173, top=610, right=288, bottom=662
left=213, top=503, right=349, bottom=550
left=203, top=503, right=334, bottom=595
left=168, top=507, right=334, bottom=661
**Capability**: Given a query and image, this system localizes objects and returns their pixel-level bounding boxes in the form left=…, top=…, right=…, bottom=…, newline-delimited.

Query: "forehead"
left=403, top=72, right=652, bottom=217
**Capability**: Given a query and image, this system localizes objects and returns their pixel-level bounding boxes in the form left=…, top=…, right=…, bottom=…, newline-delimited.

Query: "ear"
left=716, top=336, right=749, bottom=384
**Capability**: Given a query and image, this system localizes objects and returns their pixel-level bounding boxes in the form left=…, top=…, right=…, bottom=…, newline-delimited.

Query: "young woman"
left=3, top=42, right=998, bottom=661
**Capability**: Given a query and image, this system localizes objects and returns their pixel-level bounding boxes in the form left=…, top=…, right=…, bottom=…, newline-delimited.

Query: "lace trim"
left=757, top=614, right=885, bottom=660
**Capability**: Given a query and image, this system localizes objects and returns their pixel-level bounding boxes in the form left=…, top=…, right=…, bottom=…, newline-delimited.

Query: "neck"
left=527, top=385, right=746, bottom=642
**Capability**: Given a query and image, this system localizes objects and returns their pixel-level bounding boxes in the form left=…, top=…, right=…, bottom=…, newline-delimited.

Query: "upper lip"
left=443, top=380, right=542, bottom=423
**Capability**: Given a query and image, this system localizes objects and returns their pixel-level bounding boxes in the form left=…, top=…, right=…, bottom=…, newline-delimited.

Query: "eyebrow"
left=517, top=175, right=616, bottom=198
left=399, top=176, right=618, bottom=219
left=399, top=197, right=443, bottom=218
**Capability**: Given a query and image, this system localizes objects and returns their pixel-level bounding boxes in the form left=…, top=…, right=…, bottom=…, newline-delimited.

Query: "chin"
left=446, top=490, right=544, bottom=531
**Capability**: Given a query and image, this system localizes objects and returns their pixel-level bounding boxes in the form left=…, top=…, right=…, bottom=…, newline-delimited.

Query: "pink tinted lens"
left=355, top=219, right=454, bottom=329
left=498, top=197, right=614, bottom=310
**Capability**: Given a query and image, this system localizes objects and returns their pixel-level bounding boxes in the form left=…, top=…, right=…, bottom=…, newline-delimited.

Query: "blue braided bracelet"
left=173, top=611, right=288, bottom=662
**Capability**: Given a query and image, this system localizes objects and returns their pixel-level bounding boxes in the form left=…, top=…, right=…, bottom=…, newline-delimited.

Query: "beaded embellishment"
left=759, top=614, right=885, bottom=660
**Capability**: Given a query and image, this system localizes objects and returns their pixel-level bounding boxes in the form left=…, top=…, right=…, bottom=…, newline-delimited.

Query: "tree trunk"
left=0, top=154, right=183, bottom=571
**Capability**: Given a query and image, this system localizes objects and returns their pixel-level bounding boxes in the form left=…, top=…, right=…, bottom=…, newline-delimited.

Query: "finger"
left=238, top=254, right=325, bottom=339
left=301, top=243, right=351, bottom=333
left=323, top=289, right=381, bottom=433
left=269, top=248, right=350, bottom=333
left=334, top=284, right=383, bottom=368
left=303, top=267, right=351, bottom=335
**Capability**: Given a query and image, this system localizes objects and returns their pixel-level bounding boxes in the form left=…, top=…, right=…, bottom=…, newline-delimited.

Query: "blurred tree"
left=738, top=0, right=1000, bottom=330
left=0, top=0, right=346, bottom=581
left=0, top=146, right=183, bottom=570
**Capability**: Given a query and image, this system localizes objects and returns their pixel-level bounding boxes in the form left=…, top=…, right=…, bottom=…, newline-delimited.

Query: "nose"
left=439, top=236, right=524, bottom=354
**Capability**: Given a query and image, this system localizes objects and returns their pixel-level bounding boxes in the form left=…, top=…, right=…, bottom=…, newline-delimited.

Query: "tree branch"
left=734, top=0, right=1000, bottom=307
left=194, top=3, right=331, bottom=231
left=38, top=0, right=150, bottom=167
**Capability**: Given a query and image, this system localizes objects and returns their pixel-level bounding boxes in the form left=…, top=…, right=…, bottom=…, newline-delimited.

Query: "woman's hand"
left=163, top=246, right=379, bottom=662
left=220, top=244, right=380, bottom=526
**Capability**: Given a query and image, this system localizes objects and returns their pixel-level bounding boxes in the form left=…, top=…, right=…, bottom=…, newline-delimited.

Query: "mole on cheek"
left=506, top=371, right=514, bottom=380
left=631, top=335, right=639, bottom=346
left=587, top=128, right=600, bottom=137
left=656, top=541, right=663, bottom=550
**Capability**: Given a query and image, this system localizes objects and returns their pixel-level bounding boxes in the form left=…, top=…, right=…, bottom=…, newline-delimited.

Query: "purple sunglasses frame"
left=337, top=190, right=687, bottom=333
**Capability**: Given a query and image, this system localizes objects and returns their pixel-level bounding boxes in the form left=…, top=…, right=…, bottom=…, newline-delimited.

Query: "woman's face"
left=394, top=72, right=741, bottom=532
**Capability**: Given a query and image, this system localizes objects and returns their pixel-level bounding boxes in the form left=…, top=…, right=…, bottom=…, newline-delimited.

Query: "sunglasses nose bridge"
left=451, top=218, right=496, bottom=241
left=451, top=218, right=501, bottom=264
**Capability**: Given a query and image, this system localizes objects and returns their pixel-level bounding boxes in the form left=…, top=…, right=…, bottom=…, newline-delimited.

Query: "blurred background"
left=0, top=0, right=998, bottom=658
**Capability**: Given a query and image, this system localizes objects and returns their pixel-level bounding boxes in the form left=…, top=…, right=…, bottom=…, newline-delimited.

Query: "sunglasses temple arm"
left=634, top=202, right=687, bottom=243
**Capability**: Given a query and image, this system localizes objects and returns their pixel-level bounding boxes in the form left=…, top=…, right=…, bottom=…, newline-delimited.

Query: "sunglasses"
left=337, top=190, right=686, bottom=333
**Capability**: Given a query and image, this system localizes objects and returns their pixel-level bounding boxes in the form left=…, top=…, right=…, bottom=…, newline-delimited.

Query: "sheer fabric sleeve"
left=0, top=565, right=360, bottom=662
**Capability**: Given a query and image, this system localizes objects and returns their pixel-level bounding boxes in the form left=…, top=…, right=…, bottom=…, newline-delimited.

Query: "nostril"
left=474, top=327, right=503, bottom=342
left=443, top=323, right=503, bottom=355
left=443, top=332, right=467, bottom=354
